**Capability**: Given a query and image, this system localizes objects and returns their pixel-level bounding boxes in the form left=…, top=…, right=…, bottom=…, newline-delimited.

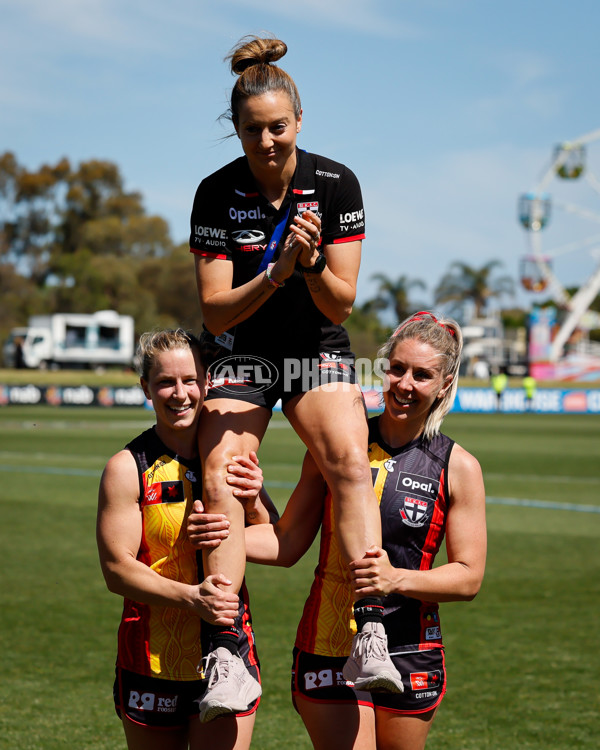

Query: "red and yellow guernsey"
left=295, top=417, right=453, bottom=656
left=116, top=427, right=256, bottom=681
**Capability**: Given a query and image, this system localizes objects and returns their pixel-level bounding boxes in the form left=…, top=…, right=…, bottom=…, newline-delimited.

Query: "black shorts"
left=291, top=646, right=445, bottom=715
left=205, top=351, right=358, bottom=412
left=113, top=665, right=260, bottom=729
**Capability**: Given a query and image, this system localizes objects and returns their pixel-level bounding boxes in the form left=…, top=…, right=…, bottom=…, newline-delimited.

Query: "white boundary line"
left=485, top=496, right=600, bottom=514
left=1, top=467, right=599, bottom=514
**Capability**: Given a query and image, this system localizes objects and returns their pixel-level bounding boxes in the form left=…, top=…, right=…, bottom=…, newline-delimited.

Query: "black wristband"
left=299, top=252, right=327, bottom=274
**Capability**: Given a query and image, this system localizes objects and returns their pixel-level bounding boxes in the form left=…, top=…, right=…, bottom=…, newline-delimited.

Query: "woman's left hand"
left=348, top=546, right=399, bottom=598
left=290, top=210, right=322, bottom=268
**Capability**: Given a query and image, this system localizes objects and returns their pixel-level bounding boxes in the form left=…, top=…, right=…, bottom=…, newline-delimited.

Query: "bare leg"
left=375, top=707, right=437, bottom=750
left=189, top=712, right=256, bottom=750
left=295, top=695, right=376, bottom=750
left=286, top=384, right=403, bottom=694
left=122, top=719, right=188, bottom=750
left=198, top=399, right=271, bottom=592
left=285, top=383, right=381, bottom=568
left=196, top=399, right=269, bottom=720
left=122, top=713, right=256, bottom=750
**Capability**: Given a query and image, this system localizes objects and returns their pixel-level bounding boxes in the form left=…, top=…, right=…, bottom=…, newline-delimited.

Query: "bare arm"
left=302, top=241, right=360, bottom=324
left=293, top=211, right=360, bottom=325
left=195, top=237, right=302, bottom=336
left=245, top=450, right=326, bottom=567
left=188, top=451, right=326, bottom=568
left=196, top=210, right=357, bottom=334
left=187, top=451, right=279, bottom=550
left=196, top=256, right=274, bottom=336
left=97, top=450, right=239, bottom=625
left=350, top=444, right=487, bottom=602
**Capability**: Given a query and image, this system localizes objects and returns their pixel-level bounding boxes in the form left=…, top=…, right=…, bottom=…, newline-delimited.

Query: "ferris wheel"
left=518, top=127, right=600, bottom=362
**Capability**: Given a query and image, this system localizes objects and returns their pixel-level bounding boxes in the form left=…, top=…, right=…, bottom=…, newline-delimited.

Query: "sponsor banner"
left=361, top=387, right=600, bottom=415
left=1, top=383, right=599, bottom=413
left=0, top=384, right=147, bottom=407
left=452, top=387, right=600, bottom=414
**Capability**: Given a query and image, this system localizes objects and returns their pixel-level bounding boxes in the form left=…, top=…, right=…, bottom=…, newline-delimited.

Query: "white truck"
left=3, top=310, right=135, bottom=370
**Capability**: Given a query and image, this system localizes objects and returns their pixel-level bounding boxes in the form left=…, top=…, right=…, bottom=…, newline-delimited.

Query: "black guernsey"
left=189, top=149, right=365, bottom=359
left=368, top=417, right=455, bottom=650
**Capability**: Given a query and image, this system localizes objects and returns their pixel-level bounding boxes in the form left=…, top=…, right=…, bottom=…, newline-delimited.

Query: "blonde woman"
left=190, top=312, right=487, bottom=750
left=97, top=330, right=274, bottom=748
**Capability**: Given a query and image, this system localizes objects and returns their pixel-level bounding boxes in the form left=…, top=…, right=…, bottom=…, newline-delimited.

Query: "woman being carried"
left=190, top=34, right=400, bottom=714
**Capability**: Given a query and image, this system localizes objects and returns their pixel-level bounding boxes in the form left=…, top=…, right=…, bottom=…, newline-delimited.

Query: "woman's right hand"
left=348, top=546, right=399, bottom=598
left=196, top=574, right=239, bottom=625
left=272, top=228, right=304, bottom=281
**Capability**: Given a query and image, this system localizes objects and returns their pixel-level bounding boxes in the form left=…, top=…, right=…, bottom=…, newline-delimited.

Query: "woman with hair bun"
left=191, top=312, right=488, bottom=749
left=189, top=34, right=401, bottom=716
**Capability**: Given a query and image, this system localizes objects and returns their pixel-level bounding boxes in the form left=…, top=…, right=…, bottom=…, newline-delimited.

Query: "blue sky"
left=2, top=0, right=600, bottom=311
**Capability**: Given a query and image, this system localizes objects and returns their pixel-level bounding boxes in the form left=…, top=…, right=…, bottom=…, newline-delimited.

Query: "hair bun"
left=229, top=36, right=287, bottom=76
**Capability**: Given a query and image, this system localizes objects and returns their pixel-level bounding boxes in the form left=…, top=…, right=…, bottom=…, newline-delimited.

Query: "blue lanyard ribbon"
left=257, top=204, right=292, bottom=274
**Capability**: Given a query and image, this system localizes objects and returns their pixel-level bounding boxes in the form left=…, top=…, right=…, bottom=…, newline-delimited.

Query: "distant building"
left=461, top=314, right=528, bottom=377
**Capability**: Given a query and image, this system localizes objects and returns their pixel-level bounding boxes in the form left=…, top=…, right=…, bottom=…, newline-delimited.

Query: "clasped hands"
left=273, top=210, right=322, bottom=281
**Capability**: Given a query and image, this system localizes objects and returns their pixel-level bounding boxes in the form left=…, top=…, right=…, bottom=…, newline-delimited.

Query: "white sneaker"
left=197, top=647, right=262, bottom=723
left=342, top=621, right=404, bottom=693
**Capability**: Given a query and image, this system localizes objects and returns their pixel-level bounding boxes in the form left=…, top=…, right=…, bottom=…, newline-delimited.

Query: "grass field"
left=1, top=407, right=599, bottom=749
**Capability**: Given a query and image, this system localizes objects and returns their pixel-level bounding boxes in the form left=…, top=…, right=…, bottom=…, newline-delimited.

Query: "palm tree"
left=368, top=273, right=427, bottom=323
left=433, top=260, right=514, bottom=318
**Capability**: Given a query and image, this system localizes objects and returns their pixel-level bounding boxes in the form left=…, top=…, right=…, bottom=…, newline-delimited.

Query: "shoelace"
left=356, top=630, right=387, bottom=662
left=202, top=651, right=232, bottom=687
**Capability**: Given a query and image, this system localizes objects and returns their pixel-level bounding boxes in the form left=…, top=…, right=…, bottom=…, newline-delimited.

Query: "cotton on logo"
left=128, top=691, right=155, bottom=711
